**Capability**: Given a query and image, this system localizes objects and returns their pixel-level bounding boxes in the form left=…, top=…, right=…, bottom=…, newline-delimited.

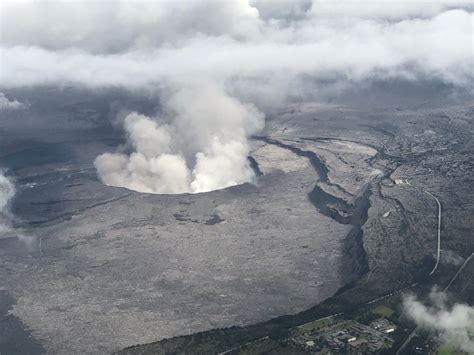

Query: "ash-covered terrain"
left=0, top=85, right=472, bottom=354
left=1, top=1, right=473, bottom=354
left=115, top=89, right=473, bottom=354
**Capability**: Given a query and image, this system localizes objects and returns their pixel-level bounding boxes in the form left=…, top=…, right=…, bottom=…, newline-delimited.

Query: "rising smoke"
left=1, top=0, right=473, bottom=193
left=0, top=171, right=35, bottom=247
left=0, top=171, right=15, bottom=235
left=0, top=92, right=27, bottom=111
left=95, top=85, right=264, bottom=193
left=403, top=288, right=474, bottom=353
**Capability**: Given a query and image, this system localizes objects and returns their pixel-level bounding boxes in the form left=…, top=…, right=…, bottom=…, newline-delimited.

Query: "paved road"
left=396, top=252, right=473, bottom=355
left=372, top=179, right=444, bottom=355
left=221, top=179, right=444, bottom=355
left=218, top=336, right=270, bottom=354
left=396, top=326, right=418, bottom=355
left=422, top=190, right=442, bottom=275
left=366, top=283, right=417, bottom=305
left=404, top=181, right=442, bottom=275
left=445, top=252, right=474, bottom=291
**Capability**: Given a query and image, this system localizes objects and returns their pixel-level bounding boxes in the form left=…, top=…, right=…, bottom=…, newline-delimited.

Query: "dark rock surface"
left=0, top=86, right=472, bottom=354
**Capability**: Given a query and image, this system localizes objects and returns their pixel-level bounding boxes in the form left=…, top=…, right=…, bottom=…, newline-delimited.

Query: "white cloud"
left=1, top=7, right=472, bottom=89
left=1, top=0, right=472, bottom=194
left=0, top=0, right=261, bottom=53
left=403, top=288, right=474, bottom=353
left=308, top=0, right=473, bottom=20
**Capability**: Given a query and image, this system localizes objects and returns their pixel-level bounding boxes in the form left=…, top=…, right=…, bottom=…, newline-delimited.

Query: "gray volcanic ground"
left=0, top=88, right=356, bottom=354
left=1, top=84, right=472, bottom=354
left=1, top=2, right=473, bottom=354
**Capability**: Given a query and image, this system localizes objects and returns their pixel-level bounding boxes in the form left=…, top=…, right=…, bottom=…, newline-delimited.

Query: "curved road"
left=220, top=179, right=444, bottom=355
left=395, top=182, right=445, bottom=355
left=405, top=181, right=442, bottom=275
left=422, top=190, right=442, bottom=275
left=445, top=252, right=474, bottom=291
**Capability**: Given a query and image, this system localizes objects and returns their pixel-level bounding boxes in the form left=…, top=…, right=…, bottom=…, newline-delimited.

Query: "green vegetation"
left=293, top=317, right=338, bottom=335
left=371, top=305, right=394, bottom=318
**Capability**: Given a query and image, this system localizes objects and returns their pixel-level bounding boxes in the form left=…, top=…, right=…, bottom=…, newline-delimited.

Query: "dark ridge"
left=308, top=185, right=351, bottom=224
left=340, top=188, right=372, bottom=283
left=253, top=136, right=374, bottom=294
left=254, top=136, right=329, bottom=181
left=255, top=136, right=374, bottom=290
left=65, top=183, right=83, bottom=188
left=29, top=198, right=95, bottom=205
left=299, top=136, right=406, bottom=162
left=255, top=136, right=354, bottom=223
left=247, top=155, right=263, bottom=177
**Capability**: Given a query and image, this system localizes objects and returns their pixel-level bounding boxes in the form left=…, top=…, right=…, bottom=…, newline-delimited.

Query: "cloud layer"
left=1, top=0, right=472, bottom=193
left=1, top=2, right=473, bottom=89
left=404, top=289, right=474, bottom=353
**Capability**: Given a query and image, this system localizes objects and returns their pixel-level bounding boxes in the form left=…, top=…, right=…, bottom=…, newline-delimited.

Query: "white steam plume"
left=0, top=172, right=15, bottom=213
left=0, top=171, right=36, bottom=247
left=403, top=288, right=474, bottom=353
left=0, top=171, right=15, bottom=235
left=0, top=93, right=27, bottom=111
left=95, top=85, right=264, bottom=193
left=1, top=0, right=473, bottom=194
